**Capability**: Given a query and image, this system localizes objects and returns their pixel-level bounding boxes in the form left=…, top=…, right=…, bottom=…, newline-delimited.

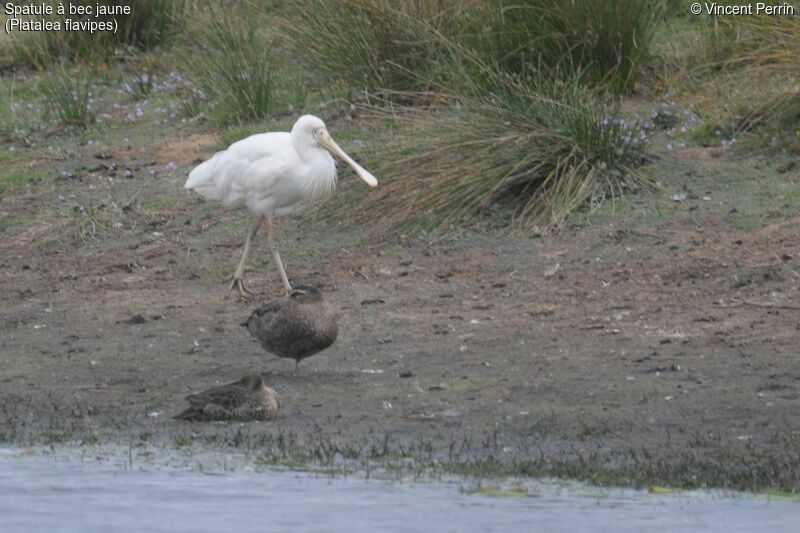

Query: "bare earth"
left=1, top=138, right=799, bottom=489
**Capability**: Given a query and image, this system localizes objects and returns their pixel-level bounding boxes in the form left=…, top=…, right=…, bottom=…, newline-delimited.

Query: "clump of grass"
left=0, top=171, right=47, bottom=198
left=281, top=1, right=658, bottom=96
left=446, top=443, right=800, bottom=493
left=116, top=0, right=189, bottom=51
left=119, top=53, right=161, bottom=101
left=280, top=0, right=458, bottom=95
left=9, top=0, right=188, bottom=68
left=468, top=0, right=660, bottom=93
left=124, top=72, right=155, bottom=100
left=350, top=70, right=650, bottom=235
left=717, top=15, right=800, bottom=151
left=0, top=78, right=47, bottom=143
left=65, top=200, right=109, bottom=241
left=37, top=64, right=95, bottom=128
left=676, top=14, right=800, bottom=151
left=184, top=10, right=279, bottom=124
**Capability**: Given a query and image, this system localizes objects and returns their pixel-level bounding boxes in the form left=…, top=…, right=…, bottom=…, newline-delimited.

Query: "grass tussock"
left=8, top=0, right=188, bottom=68
left=469, top=0, right=660, bottom=93
left=350, top=71, right=650, bottom=235
left=676, top=14, right=800, bottom=151
left=115, top=0, right=190, bottom=51
left=37, top=63, right=96, bottom=128
left=280, top=0, right=461, bottom=95
left=183, top=9, right=280, bottom=125
left=280, top=0, right=659, bottom=96
left=280, top=0, right=659, bottom=231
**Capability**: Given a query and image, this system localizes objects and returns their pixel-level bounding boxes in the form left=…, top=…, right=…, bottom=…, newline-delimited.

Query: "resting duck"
left=174, top=373, right=279, bottom=421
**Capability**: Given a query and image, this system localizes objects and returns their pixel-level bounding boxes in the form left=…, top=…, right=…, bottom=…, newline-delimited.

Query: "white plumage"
left=185, top=115, right=378, bottom=298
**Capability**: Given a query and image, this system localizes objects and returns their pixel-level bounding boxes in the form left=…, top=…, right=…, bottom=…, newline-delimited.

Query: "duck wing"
left=245, top=298, right=285, bottom=342
left=185, top=381, right=249, bottom=410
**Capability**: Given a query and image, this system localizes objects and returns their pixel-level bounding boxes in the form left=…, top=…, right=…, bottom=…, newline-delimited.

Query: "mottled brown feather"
left=245, top=285, right=338, bottom=368
left=174, top=374, right=280, bottom=421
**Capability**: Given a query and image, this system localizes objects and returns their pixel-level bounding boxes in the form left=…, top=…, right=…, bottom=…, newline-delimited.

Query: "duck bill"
left=319, top=130, right=379, bottom=188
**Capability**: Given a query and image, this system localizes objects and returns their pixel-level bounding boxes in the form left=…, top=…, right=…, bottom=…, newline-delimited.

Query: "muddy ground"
left=2, top=127, right=800, bottom=489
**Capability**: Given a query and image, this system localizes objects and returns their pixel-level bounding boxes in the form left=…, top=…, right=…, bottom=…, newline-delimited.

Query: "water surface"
left=0, top=448, right=797, bottom=532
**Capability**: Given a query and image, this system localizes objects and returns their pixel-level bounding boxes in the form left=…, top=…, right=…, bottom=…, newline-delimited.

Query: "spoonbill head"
left=291, top=114, right=379, bottom=189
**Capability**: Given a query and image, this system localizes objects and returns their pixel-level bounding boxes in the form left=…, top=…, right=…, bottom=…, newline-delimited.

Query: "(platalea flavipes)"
left=185, top=115, right=378, bottom=298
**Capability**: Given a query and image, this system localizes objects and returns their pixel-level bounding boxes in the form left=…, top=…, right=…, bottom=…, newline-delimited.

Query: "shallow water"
left=0, top=448, right=798, bottom=533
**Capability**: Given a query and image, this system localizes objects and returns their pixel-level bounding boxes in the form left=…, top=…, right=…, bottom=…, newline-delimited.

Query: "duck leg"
left=264, top=216, right=292, bottom=295
left=228, top=215, right=264, bottom=298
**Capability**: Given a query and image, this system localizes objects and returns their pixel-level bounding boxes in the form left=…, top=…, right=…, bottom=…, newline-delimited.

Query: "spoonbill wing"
left=185, top=132, right=302, bottom=211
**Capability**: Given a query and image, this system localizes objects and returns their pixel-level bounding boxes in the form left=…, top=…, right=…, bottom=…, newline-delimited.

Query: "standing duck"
left=174, top=373, right=280, bottom=421
left=244, top=285, right=338, bottom=374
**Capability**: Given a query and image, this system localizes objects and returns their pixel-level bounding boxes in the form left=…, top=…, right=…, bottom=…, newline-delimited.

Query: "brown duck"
left=174, top=373, right=279, bottom=421
left=244, top=285, right=338, bottom=374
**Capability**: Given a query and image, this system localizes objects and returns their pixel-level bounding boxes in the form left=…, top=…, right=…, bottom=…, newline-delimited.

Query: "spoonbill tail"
left=185, top=115, right=378, bottom=298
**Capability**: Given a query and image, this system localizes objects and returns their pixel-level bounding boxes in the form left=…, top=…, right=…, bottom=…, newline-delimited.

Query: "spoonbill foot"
left=227, top=276, right=255, bottom=300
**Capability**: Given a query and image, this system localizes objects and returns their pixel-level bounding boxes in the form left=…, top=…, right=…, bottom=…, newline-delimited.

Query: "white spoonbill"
left=185, top=115, right=378, bottom=298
